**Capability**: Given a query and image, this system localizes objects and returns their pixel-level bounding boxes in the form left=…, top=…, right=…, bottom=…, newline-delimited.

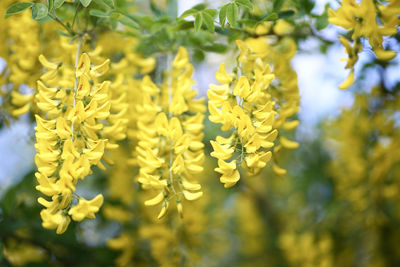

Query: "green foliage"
left=80, top=0, right=93, bottom=8
left=278, top=10, right=295, bottom=19
left=260, top=12, right=279, bottom=21
left=299, top=0, right=315, bottom=14
left=89, top=9, right=109, bottom=18
left=179, top=4, right=216, bottom=32
left=54, top=0, right=65, bottom=9
left=48, top=0, right=54, bottom=12
left=235, top=0, right=253, bottom=10
left=194, top=12, right=203, bottom=31
left=118, top=14, right=139, bottom=29
left=166, top=0, right=178, bottom=18
left=32, top=3, right=49, bottom=21
left=102, top=0, right=115, bottom=9
left=5, top=2, right=33, bottom=18
left=315, top=4, right=330, bottom=30
left=226, top=3, right=239, bottom=26
left=219, top=4, right=228, bottom=27
left=273, top=0, right=285, bottom=11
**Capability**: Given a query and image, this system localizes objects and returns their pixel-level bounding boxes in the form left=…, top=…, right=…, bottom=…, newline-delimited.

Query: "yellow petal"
left=76, top=53, right=91, bottom=77
left=280, top=136, right=299, bottom=149
left=145, top=191, right=165, bottom=206
left=157, top=201, right=169, bottom=219
left=273, top=164, right=287, bottom=176
left=339, top=70, right=354, bottom=90
left=39, top=54, right=59, bottom=70
left=183, top=190, right=203, bottom=201
left=90, top=59, right=110, bottom=77
left=374, top=49, right=396, bottom=61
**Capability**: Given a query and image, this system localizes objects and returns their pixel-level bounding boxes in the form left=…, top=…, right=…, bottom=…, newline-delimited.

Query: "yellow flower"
left=215, top=159, right=240, bottom=188
left=209, top=41, right=278, bottom=187
left=34, top=50, right=114, bottom=234
left=68, top=195, right=104, bottom=221
left=40, top=210, right=71, bottom=235
left=329, top=0, right=399, bottom=89
left=107, top=233, right=135, bottom=267
left=136, top=47, right=205, bottom=219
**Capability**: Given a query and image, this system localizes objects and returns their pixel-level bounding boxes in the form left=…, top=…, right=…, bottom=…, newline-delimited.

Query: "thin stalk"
left=167, top=53, right=177, bottom=196
left=71, top=38, right=82, bottom=141
left=71, top=1, right=80, bottom=31
left=48, top=13, right=76, bottom=36
left=73, top=38, right=82, bottom=108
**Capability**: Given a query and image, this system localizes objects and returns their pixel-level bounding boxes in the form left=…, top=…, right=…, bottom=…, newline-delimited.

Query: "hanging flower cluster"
left=136, top=47, right=205, bottom=219
left=34, top=49, right=114, bottom=234
left=245, top=36, right=301, bottom=174
left=96, top=32, right=156, bottom=157
left=329, top=0, right=400, bottom=89
left=208, top=40, right=278, bottom=188
left=0, top=2, right=41, bottom=120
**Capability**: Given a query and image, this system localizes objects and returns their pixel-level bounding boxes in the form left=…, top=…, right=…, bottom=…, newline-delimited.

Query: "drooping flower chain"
left=136, top=47, right=205, bottom=219
left=34, top=51, right=112, bottom=234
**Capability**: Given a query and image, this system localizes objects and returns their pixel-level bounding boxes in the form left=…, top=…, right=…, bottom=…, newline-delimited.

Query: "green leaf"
left=192, top=3, right=207, bottom=11
left=69, top=35, right=78, bottom=44
left=193, top=49, right=205, bottom=62
left=150, top=2, right=164, bottom=17
left=299, top=0, right=315, bottom=14
left=1, top=184, right=17, bottom=216
left=261, top=12, right=278, bottom=21
left=179, top=3, right=208, bottom=19
left=80, top=0, right=92, bottom=8
left=119, top=15, right=139, bottom=29
left=54, top=0, right=65, bottom=9
left=273, top=0, right=284, bottom=11
left=89, top=9, right=109, bottom=18
left=226, top=3, right=238, bottom=26
left=278, top=10, right=295, bottom=18
left=56, top=29, right=73, bottom=37
left=102, top=0, right=114, bottom=8
left=167, top=0, right=178, bottom=18
left=237, top=18, right=258, bottom=27
left=35, top=15, right=52, bottom=23
left=180, top=8, right=198, bottom=19
left=316, top=15, right=328, bottom=30
left=31, top=3, right=48, bottom=20
left=202, top=11, right=215, bottom=32
left=109, top=12, right=120, bottom=19
left=235, top=0, right=253, bottom=10
left=176, top=20, right=194, bottom=30
left=203, top=9, right=217, bottom=18
left=194, top=13, right=203, bottom=31
left=201, top=43, right=228, bottom=53
left=316, top=3, right=330, bottom=30
left=219, top=4, right=228, bottom=27
left=5, top=2, right=33, bottom=18
left=110, top=18, right=118, bottom=30
left=48, top=0, right=54, bottom=11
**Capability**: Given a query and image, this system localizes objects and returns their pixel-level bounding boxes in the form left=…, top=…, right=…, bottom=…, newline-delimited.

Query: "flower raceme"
left=34, top=51, right=115, bottom=234
left=208, top=41, right=280, bottom=188
left=329, top=0, right=399, bottom=89
left=0, top=3, right=41, bottom=119
left=136, top=47, right=205, bottom=219
left=242, top=37, right=301, bottom=174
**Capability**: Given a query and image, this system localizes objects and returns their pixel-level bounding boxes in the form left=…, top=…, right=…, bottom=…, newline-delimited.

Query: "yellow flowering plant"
left=329, top=0, right=399, bottom=89
left=0, top=0, right=399, bottom=266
